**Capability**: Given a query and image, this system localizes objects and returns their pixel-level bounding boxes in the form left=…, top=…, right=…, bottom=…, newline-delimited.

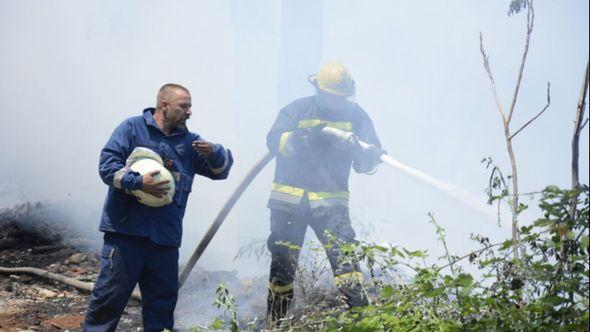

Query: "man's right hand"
left=141, top=170, right=171, bottom=198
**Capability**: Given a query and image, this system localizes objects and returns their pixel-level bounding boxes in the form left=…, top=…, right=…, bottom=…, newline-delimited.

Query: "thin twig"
left=507, top=0, right=535, bottom=123
left=510, top=81, right=551, bottom=139
left=269, top=318, right=333, bottom=332
left=581, top=118, right=589, bottom=131
left=479, top=33, right=507, bottom=121
left=511, top=190, right=544, bottom=197
left=488, top=245, right=517, bottom=273
left=438, top=228, right=552, bottom=272
left=436, top=242, right=504, bottom=272
left=574, top=226, right=588, bottom=244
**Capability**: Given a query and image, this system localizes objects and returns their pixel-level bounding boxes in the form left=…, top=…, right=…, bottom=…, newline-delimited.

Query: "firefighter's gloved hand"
left=354, top=142, right=383, bottom=165
left=345, top=134, right=361, bottom=152
left=363, top=144, right=384, bottom=164
left=353, top=144, right=384, bottom=174
left=292, top=123, right=328, bottom=152
left=304, top=122, right=328, bottom=144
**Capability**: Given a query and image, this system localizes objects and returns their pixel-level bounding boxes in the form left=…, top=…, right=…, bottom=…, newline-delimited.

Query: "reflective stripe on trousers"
left=334, top=271, right=364, bottom=286
left=268, top=282, right=294, bottom=294
left=270, top=182, right=349, bottom=208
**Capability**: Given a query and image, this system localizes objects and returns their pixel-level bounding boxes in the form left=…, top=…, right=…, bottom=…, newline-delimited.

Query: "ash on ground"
left=0, top=202, right=364, bottom=331
left=0, top=202, right=277, bottom=331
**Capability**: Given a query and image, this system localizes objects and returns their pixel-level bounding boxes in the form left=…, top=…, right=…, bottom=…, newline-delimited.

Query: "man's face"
left=164, top=89, right=192, bottom=129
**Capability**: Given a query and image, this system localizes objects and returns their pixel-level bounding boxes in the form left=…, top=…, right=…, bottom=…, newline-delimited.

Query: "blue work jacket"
left=98, top=108, right=233, bottom=247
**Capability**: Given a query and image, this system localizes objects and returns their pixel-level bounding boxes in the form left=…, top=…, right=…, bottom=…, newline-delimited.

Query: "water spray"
left=322, top=127, right=497, bottom=220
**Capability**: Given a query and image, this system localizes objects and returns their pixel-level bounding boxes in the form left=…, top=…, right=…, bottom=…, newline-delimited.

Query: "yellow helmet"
left=309, top=62, right=356, bottom=96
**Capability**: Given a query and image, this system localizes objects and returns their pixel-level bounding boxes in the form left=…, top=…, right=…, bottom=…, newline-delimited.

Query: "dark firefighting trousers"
left=266, top=205, right=368, bottom=322
left=83, top=232, right=179, bottom=332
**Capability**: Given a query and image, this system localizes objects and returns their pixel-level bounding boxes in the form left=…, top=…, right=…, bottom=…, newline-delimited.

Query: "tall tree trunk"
left=569, top=60, right=589, bottom=220
left=505, top=128, right=520, bottom=259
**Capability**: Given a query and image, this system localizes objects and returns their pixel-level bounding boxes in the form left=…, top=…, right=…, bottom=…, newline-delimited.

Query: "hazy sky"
left=0, top=1, right=588, bottom=279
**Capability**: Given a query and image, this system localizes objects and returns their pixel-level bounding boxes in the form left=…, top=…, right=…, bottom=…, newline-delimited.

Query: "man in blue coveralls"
left=84, top=83, right=233, bottom=331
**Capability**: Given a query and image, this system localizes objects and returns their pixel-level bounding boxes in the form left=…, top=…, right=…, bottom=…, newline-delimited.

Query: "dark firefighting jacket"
left=266, top=95, right=381, bottom=215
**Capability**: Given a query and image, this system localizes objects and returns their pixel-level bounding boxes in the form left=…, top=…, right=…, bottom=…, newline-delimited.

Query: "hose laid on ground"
left=0, top=266, right=142, bottom=300
left=178, top=152, right=275, bottom=288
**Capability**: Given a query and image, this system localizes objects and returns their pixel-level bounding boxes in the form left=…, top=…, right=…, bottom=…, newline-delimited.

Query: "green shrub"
left=283, top=185, right=589, bottom=331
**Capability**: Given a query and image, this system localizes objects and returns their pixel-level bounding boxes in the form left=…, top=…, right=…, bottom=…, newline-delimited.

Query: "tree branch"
left=510, top=81, right=551, bottom=139
left=480, top=0, right=537, bottom=261
left=0, top=265, right=142, bottom=300
left=436, top=241, right=504, bottom=272
left=480, top=33, right=507, bottom=121
left=507, top=0, right=535, bottom=123
left=581, top=117, right=589, bottom=131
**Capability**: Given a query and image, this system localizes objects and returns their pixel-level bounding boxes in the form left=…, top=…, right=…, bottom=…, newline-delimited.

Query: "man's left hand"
left=192, top=140, right=215, bottom=159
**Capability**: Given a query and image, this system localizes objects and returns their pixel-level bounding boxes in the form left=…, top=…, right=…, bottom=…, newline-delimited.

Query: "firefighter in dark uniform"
left=265, top=62, right=383, bottom=324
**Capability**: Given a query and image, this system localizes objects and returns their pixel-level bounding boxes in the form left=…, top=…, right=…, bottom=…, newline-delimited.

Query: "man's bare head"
left=156, top=83, right=190, bottom=109
left=154, top=83, right=192, bottom=133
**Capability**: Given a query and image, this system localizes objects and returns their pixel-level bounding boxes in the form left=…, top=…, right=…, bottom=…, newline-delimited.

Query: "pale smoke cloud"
left=0, top=0, right=588, bottom=325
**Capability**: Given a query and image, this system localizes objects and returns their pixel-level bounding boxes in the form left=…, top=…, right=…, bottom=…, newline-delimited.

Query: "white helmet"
left=127, top=147, right=175, bottom=207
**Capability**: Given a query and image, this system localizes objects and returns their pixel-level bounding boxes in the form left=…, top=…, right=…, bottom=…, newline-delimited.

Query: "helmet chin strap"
left=307, top=74, right=319, bottom=88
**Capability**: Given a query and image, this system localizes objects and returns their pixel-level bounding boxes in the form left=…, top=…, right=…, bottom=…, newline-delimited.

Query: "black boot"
left=267, top=288, right=294, bottom=327
left=340, top=280, right=369, bottom=307
left=335, top=272, right=369, bottom=307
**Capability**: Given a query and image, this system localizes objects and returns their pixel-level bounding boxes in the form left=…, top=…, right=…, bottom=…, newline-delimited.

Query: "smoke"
left=1, top=0, right=588, bottom=327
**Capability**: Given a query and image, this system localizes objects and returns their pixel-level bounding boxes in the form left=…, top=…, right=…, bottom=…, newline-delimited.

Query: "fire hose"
left=178, top=152, right=274, bottom=288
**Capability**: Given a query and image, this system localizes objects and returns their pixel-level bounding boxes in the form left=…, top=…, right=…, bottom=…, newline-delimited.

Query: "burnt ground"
left=0, top=202, right=143, bottom=331
left=0, top=202, right=356, bottom=331
left=0, top=202, right=272, bottom=331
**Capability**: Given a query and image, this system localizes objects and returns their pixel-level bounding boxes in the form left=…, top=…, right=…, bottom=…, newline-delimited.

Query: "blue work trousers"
left=83, top=232, right=179, bottom=332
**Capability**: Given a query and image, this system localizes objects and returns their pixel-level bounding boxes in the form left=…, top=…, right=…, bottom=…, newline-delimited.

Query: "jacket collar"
left=314, top=94, right=356, bottom=112
left=143, top=108, right=188, bottom=136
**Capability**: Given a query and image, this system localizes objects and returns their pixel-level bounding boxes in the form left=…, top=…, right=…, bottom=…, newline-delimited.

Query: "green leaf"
left=456, top=273, right=474, bottom=287
left=382, top=285, right=395, bottom=298
left=545, top=295, right=565, bottom=306
left=533, top=218, right=551, bottom=227
left=210, top=317, right=223, bottom=330
left=545, top=185, right=561, bottom=193
left=499, top=240, right=513, bottom=250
